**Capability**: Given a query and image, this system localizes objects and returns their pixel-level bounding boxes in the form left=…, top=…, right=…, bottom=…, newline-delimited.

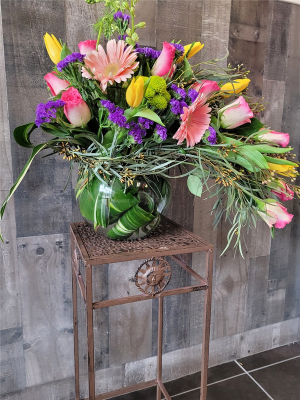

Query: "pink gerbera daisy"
left=173, top=94, right=211, bottom=147
left=82, top=39, right=139, bottom=91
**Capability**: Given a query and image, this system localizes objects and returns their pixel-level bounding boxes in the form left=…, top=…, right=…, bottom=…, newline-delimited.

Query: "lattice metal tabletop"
left=70, top=217, right=213, bottom=400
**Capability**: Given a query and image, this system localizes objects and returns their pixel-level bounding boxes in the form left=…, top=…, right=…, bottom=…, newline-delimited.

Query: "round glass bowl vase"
left=76, top=175, right=171, bottom=240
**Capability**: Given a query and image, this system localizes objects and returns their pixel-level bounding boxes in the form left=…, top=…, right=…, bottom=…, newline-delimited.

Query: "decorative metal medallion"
left=135, top=257, right=172, bottom=296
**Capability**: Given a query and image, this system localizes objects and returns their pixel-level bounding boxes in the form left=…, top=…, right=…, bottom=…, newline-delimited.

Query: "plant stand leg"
left=86, top=265, right=95, bottom=400
left=200, top=249, right=213, bottom=400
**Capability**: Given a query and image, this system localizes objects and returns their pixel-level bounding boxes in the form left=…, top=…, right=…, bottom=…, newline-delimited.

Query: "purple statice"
left=57, top=53, right=85, bottom=71
left=170, top=43, right=184, bottom=54
left=35, top=99, right=65, bottom=127
left=138, top=117, right=154, bottom=130
left=118, top=34, right=128, bottom=41
left=101, top=100, right=116, bottom=113
left=188, top=88, right=199, bottom=103
left=170, top=99, right=188, bottom=115
left=128, top=122, right=146, bottom=144
left=114, top=11, right=130, bottom=22
left=171, top=84, right=187, bottom=100
left=114, top=11, right=123, bottom=20
left=108, top=107, right=128, bottom=128
left=136, top=45, right=161, bottom=59
left=155, top=124, right=167, bottom=141
left=207, top=126, right=217, bottom=145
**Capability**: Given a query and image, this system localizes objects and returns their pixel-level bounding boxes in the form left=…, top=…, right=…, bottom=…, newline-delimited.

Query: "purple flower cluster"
left=207, top=126, right=217, bottom=145
left=155, top=124, right=167, bottom=141
left=138, top=117, right=154, bottom=129
left=101, top=100, right=116, bottom=113
left=128, top=122, right=146, bottom=144
left=188, top=88, right=199, bottom=103
left=118, top=34, right=128, bottom=41
left=171, top=84, right=187, bottom=100
left=114, top=11, right=130, bottom=22
left=170, top=98, right=188, bottom=115
left=170, top=43, right=184, bottom=54
left=35, top=99, right=65, bottom=127
left=101, top=100, right=129, bottom=128
left=57, top=53, right=85, bottom=72
left=136, top=45, right=161, bottom=59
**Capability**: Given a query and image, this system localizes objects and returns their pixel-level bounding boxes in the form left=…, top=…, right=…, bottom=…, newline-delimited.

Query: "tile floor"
left=111, top=341, right=300, bottom=399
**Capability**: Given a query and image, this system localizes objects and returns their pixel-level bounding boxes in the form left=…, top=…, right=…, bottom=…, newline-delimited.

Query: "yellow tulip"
left=268, top=162, right=297, bottom=177
left=220, top=79, right=250, bottom=97
left=177, top=42, right=204, bottom=63
left=44, top=33, right=62, bottom=64
left=126, top=76, right=145, bottom=108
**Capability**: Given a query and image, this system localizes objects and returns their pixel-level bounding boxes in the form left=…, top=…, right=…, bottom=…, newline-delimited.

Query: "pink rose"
left=271, top=180, right=294, bottom=202
left=192, top=80, right=220, bottom=99
left=78, top=40, right=97, bottom=55
left=152, top=42, right=176, bottom=77
left=219, top=96, right=253, bottom=129
left=257, top=200, right=293, bottom=229
left=61, top=87, right=91, bottom=126
left=256, top=130, right=290, bottom=147
left=44, top=72, right=70, bottom=96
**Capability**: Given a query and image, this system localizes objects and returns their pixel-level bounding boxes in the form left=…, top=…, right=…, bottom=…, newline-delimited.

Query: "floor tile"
left=164, top=361, right=243, bottom=396
left=251, top=357, right=300, bottom=400
left=237, top=342, right=300, bottom=371
left=110, top=385, right=156, bottom=400
left=174, top=374, right=270, bottom=400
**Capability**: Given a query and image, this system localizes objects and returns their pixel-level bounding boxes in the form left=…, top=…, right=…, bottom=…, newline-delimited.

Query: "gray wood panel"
left=1, top=0, right=73, bottom=237
left=17, top=233, right=74, bottom=387
left=108, top=260, right=153, bottom=367
left=0, top=326, right=26, bottom=395
left=282, top=4, right=300, bottom=322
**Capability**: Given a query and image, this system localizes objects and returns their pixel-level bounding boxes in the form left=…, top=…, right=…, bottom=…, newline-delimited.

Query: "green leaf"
left=107, top=204, right=155, bottom=239
left=251, top=144, right=292, bottom=154
left=238, top=146, right=269, bottom=169
left=187, top=174, right=203, bottom=197
left=134, top=108, right=165, bottom=126
left=225, top=151, right=256, bottom=172
left=182, top=57, right=193, bottom=80
left=42, top=123, right=69, bottom=138
left=231, top=118, right=264, bottom=136
left=264, top=156, right=298, bottom=166
left=1, top=143, right=47, bottom=220
left=60, top=43, right=72, bottom=60
left=13, top=123, right=37, bottom=148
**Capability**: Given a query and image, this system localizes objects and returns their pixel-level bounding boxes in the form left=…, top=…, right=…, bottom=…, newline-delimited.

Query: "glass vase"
left=76, top=175, right=171, bottom=240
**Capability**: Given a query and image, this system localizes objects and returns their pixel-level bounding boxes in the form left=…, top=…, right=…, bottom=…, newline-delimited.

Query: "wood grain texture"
left=2, top=0, right=73, bottom=237
left=228, top=0, right=271, bottom=101
left=264, top=1, right=292, bottom=81
left=261, top=79, right=286, bottom=131
left=108, top=260, right=152, bottom=367
left=0, top=326, right=26, bottom=395
left=17, top=233, right=74, bottom=387
left=136, top=0, right=157, bottom=47
left=201, top=0, right=232, bottom=66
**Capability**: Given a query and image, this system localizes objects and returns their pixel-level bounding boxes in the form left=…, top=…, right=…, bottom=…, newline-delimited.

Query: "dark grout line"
left=234, top=360, right=274, bottom=400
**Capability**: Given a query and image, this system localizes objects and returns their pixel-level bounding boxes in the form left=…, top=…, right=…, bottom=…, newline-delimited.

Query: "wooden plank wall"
left=0, top=0, right=300, bottom=398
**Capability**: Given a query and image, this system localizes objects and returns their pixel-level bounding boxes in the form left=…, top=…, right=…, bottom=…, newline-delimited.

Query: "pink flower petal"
left=152, top=42, right=176, bottom=77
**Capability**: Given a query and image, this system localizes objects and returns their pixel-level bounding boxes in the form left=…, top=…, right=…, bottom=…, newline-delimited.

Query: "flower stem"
left=96, top=21, right=103, bottom=49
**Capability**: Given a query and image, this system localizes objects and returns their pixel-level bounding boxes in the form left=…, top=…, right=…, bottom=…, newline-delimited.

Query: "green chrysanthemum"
left=144, top=76, right=170, bottom=110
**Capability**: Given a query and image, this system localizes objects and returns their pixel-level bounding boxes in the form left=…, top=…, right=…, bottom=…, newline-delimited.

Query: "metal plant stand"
left=70, top=217, right=213, bottom=400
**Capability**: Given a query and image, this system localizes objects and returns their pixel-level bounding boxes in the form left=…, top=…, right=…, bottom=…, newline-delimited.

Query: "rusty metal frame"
left=70, top=218, right=213, bottom=400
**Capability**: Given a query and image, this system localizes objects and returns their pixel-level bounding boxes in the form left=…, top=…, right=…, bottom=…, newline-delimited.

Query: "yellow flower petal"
left=220, top=79, right=250, bottom=97
left=126, top=76, right=145, bottom=108
left=184, top=42, right=204, bottom=59
left=268, top=162, right=297, bottom=177
left=44, top=32, right=62, bottom=64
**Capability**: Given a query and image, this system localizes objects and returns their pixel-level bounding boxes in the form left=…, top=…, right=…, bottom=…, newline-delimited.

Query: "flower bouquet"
left=1, top=0, right=299, bottom=253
